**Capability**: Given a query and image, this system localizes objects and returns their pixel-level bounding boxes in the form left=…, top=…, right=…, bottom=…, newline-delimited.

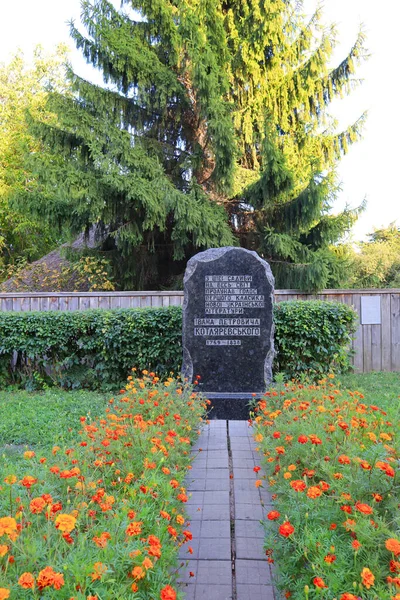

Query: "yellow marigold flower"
left=3, top=475, right=16, bottom=485
left=0, top=517, right=17, bottom=537
left=55, top=513, right=77, bottom=534
left=361, top=567, right=375, bottom=589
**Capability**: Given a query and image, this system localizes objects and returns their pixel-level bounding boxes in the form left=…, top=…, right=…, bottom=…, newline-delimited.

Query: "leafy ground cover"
left=0, top=372, right=206, bottom=599
left=252, top=375, right=399, bottom=600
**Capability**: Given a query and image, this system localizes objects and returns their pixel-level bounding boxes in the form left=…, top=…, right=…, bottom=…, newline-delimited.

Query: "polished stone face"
left=182, top=247, right=274, bottom=395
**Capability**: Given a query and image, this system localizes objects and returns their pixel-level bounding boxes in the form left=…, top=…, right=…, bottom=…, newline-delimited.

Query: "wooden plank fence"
left=0, top=289, right=399, bottom=374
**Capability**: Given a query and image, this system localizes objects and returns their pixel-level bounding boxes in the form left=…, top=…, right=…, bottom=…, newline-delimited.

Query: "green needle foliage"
left=20, top=0, right=367, bottom=290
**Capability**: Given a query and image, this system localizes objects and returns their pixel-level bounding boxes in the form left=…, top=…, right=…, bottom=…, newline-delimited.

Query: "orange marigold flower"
left=37, top=566, right=64, bottom=590
left=338, top=455, right=351, bottom=465
left=20, top=475, right=38, bottom=488
left=160, top=585, right=177, bottom=600
left=18, top=572, right=35, bottom=589
left=343, top=519, right=356, bottom=531
left=275, top=446, right=285, bottom=455
left=307, top=486, right=322, bottom=499
left=52, top=572, right=65, bottom=590
left=390, top=560, right=400, bottom=573
left=55, top=514, right=76, bottom=534
left=148, top=535, right=161, bottom=546
left=24, top=451, right=35, bottom=459
left=361, top=567, right=375, bottom=589
left=91, top=562, right=107, bottom=581
left=253, top=466, right=261, bottom=473
left=93, top=532, right=111, bottom=548
left=376, top=460, right=395, bottom=477
left=313, top=577, right=327, bottom=588
left=132, top=566, right=145, bottom=580
left=176, top=515, right=185, bottom=525
left=352, top=540, right=362, bottom=550
left=386, top=539, right=400, bottom=556
left=372, top=493, right=383, bottom=502
left=0, top=588, right=10, bottom=600
left=0, top=545, right=8, bottom=557
left=0, top=517, right=17, bottom=537
left=340, top=594, right=357, bottom=600
left=324, top=554, right=336, bottom=563
left=255, top=480, right=262, bottom=488
left=360, top=460, right=371, bottom=470
left=341, top=505, right=352, bottom=514
left=309, top=435, right=322, bottom=445
left=297, top=435, right=308, bottom=444
left=142, top=557, right=153, bottom=570
left=290, top=480, right=306, bottom=492
left=30, top=497, right=47, bottom=514
left=169, top=479, right=179, bottom=489
left=303, top=468, right=315, bottom=477
left=267, top=511, right=280, bottom=520
left=126, top=521, right=143, bottom=536
left=355, top=502, right=373, bottom=515
left=279, top=521, right=294, bottom=538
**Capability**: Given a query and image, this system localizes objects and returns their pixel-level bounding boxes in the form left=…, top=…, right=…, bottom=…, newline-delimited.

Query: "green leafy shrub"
left=0, top=307, right=182, bottom=390
left=0, top=301, right=357, bottom=390
left=274, top=300, right=357, bottom=377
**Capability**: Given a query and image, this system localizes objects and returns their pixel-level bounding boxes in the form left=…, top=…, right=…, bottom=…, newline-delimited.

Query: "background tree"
left=343, top=224, right=400, bottom=288
left=0, top=46, right=69, bottom=280
left=19, top=0, right=367, bottom=290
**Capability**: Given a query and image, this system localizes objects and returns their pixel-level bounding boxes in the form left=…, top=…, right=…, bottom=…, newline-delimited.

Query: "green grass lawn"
left=0, top=389, right=109, bottom=459
left=337, top=371, right=400, bottom=418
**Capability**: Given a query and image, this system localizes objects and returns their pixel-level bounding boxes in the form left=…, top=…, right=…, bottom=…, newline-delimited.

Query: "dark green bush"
left=273, top=300, right=357, bottom=377
left=0, top=301, right=357, bottom=389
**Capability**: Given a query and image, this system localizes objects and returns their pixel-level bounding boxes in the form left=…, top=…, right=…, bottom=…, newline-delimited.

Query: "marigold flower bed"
left=0, top=371, right=206, bottom=599
left=252, top=377, right=399, bottom=600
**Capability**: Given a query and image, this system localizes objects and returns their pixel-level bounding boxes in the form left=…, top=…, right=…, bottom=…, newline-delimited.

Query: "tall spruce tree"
left=21, top=0, right=367, bottom=290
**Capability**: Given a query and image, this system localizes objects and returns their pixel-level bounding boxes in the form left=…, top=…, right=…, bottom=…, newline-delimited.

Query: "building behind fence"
left=0, top=289, right=399, bottom=374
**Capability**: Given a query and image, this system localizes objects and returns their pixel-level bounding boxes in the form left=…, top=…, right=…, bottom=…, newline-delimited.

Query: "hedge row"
left=0, top=301, right=357, bottom=389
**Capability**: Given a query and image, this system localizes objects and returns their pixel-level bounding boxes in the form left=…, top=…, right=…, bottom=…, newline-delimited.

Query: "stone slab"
left=182, top=247, right=274, bottom=420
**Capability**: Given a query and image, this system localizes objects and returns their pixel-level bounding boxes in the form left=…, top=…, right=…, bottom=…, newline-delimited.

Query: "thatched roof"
left=0, top=230, right=99, bottom=292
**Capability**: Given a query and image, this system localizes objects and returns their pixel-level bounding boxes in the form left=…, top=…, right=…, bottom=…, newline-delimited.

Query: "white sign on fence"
left=361, top=296, right=381, bottom=325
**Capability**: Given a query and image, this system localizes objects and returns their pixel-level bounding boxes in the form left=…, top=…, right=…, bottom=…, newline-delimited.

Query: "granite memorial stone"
left=182, top=247, right=275, bottom=418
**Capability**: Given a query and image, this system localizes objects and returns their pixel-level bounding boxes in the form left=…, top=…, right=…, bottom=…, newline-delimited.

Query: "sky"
left=0, top=0, right=398, bottom=242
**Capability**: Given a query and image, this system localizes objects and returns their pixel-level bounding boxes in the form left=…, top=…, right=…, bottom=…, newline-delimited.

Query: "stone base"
left=202, top=392, right=263, bottom=420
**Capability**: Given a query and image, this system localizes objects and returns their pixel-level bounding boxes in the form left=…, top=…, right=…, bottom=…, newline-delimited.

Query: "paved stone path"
left=178, top=420, right=277, bottom=600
